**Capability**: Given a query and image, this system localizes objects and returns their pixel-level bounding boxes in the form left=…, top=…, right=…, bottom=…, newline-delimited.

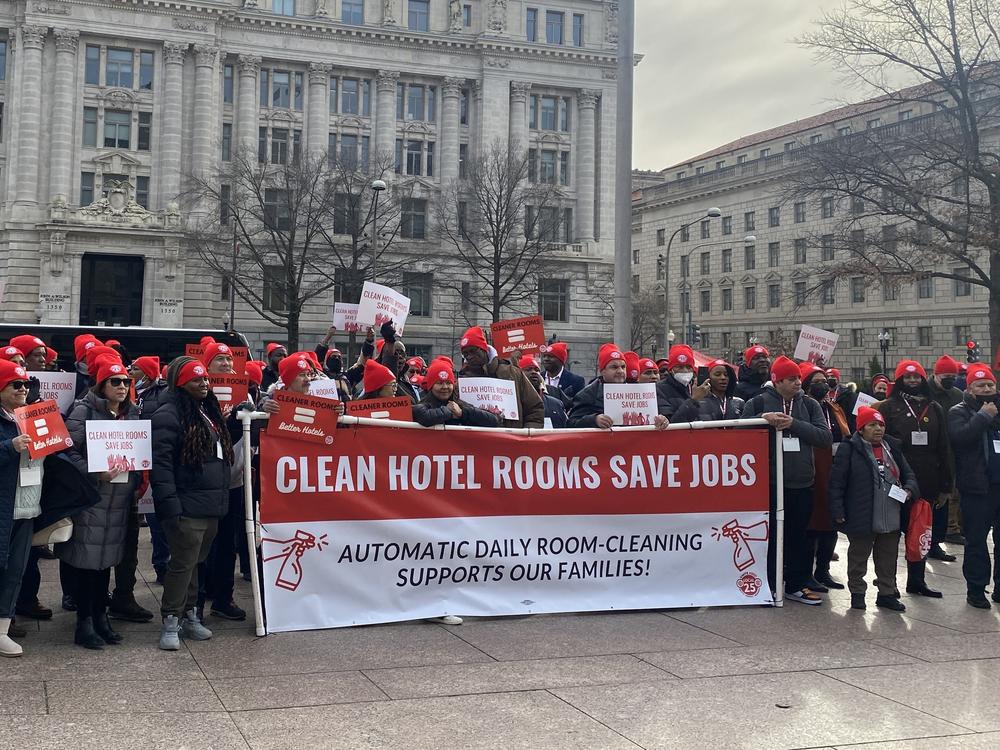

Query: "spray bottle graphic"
left=261, top=530, right=329, bottom=592
left=712, top=519, right=770, bottom=571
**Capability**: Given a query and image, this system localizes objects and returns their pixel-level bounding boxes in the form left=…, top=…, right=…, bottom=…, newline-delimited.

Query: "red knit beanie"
left=933, top=355, right=961, bottom=376
left=0, top=360, right=28, bottom=391
left=856, top=406, right=885, bottom=431
left=85, top=345, right=120, bottom=376
left=95, top=357, right=128, bottom=385
left=518, top=355, right=539, bottom=370
left=133, top=356, right=161, bottom=382
left=542, top=342, right=568, bottom=364
left=279, top=355, right=312, bottom=387
left=0, top=345, right=23, bottom=362
left=175, top=360, right=208, bottom=387
left=10, top=335, right=45, bottom=358
left=44, top=347, right=58, bottom=365
left=425, top=359, right=456, bottom=386
left=597, top=343, right=625, bottom=372
left=668, top=345, right=695, bottom=370
left=245, top=361, right=263, bottom=386
left=624, top=351, right=640, bottom=381
left=894, top=360, right=927, bottom=381
left=967, top=365, right=996, bottom=384
left=459, top=326, right=489, bottom=352
left=638, top=358, right=658, bottom=373
left=826, top=368, right=842, bottom=381
left=744, top=345, right=769, bottom=365
left=266, top=342, right=286, bottom=357
left=798, top=361, right=825, bottom=385
left=74, top=334, right=100, bottom=362
left=363, top=359, right=397, bottom=393
left=771, top=356, right=800, bottom=383
left=202, top=342, right=233, bottom=369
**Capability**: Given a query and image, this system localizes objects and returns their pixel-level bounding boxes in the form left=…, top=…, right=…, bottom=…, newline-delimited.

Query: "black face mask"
left=826, top=379, right=838, bottom=389
left=976, top=394, right=998, bottom=406
left=809, top=382, right=831, bottom=400
left=328, top=357, right=342, bottom=374
left=899, top=383, right=923, bottom=396
left=940, top=377, right=957, bottom=390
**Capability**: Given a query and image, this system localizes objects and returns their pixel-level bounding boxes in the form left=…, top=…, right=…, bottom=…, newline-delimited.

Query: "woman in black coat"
left=829, top=407, right=920, bottom=612
left=414, top=359, right=500, bottom=428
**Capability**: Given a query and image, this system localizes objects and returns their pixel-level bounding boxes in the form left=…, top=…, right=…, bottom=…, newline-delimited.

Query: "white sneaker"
left=0, top=634, right=23, bottom=658
left=180, top=608, right=213, bottom=640
left=787, top=588, right=823, bottom=606
left=431, top=615, right=463, bottom=625
left=159, top=615, right=181, bottom=651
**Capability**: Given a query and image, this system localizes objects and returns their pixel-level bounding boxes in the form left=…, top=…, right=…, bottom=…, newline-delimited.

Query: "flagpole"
left=229, top=220, right=238, bottom=332
left=613, top=0, right=635, bottom=346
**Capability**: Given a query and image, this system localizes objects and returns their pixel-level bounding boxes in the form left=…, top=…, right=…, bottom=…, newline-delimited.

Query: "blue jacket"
left=542, top=394, right=568, bottom=428
left=0, top=413, right=20, bottom=568
left=554, top=369, right=585, bottom=400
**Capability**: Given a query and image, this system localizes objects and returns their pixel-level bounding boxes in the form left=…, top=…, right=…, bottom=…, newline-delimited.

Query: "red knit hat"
left=10, top=335, right=45, bottom=357
left=405, top=356, right=426, bottom=370
left=425, top=358, right=456, bottom=386
left=655, top=358, right=670, bottom=369
left=200, top=336, right=216, bottom=346
left=95, top=357, right=128, bottom=385
left=667, top=345, right=695, bottom=370
left=744, top=345, right=769, bottom=364
left=856, top=406, right=885, bottom=431
left=0, top=360, right=28, bottom=391
left=279, top=355, right=312, bottom=387
left=325, top=348, right=343, bottom=363
left=518, top=355, right=539, bottom=370
left=933, top=355, right=961, bottom=376
left=542, top=342, right=568, bottom=364
left=266, top=342, right=287, bottom=357
left=105, top=339, right=121, bottom=348
left=624, top=351, right=640, bottom=381
left=967, top=365, right=996, bottom=384
left=771, top=356, right=801, bottom=383
left=872, top=374, right=891, bottom=389
left=0, top=345, right=23, bottom=362
left=202, top=342, right=233, bottom=368
left=363, top=359, right=397, bottom=393
left=597, top=343, right=625, bottom=372
left=639, top=358, right=658, bottom=372
left=459, top=326, right=489, bottom=352
left=798, top=361, right=825, bottom=385
left=826, top=368, right=842, bottom=381
left=894, top=360, right=927, bottom=381
left=245, top=360, right=263, bottom=386
left=85, top=345, right=120, bottom=375
left=74, top=334, right=100, bottom=362
left=175, top=360, right=208, bottom=387
left=133, top=356, right=160, bottom=382
left=44, top=347, right=58, bottom=365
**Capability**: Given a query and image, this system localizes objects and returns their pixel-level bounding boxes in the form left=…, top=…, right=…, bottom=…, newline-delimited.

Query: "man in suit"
left=539, top=342, right=584, bottom=401
left=519, top=356, right=567, bottom=428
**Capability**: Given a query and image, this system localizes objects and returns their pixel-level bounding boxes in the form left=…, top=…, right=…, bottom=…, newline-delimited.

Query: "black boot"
left=850, top=593, right=866, bottom=610
left=74, top=617, right=105, bottom=650
left=92, top=609, right=123, bottom=645
left=905, top=561, right=942, bottom=598
left=876, top=595, right=906, bottom=611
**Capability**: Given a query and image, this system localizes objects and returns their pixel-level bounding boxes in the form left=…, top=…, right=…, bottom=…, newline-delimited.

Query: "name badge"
left=19, top=458, right=42, bottom=487
left=111, top=471, right=130, bottom=484
left=888, top=484, right=908, bottom=503
left=911, top=431, right=929, bottom=446
left=993, top=440, right=1000, bottom=454
left=216, top=441, right=224, bottom=460
left=782, top=437, right=800, bottom=452
left=543, top=417, right=553, bottom=429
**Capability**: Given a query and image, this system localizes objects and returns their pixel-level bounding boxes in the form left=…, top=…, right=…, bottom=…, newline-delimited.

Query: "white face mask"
left=674, top=371, right=694, bottom=385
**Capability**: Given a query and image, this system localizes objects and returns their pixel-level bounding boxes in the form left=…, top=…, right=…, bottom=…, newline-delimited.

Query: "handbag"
left=31, top=517, right=73, bottom=546
left=905, top=498, right=934, bottom=562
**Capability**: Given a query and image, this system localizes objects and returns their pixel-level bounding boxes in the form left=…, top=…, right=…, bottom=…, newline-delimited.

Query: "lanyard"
left=902, top=396, right=930, bottom=430
left=713, top=394, right=728, bottom=415
left=200, top=409, right=219, bottom=438
left=781, top=399, right=793, bottom=416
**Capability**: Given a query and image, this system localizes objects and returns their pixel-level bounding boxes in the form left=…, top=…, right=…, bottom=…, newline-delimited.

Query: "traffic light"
left=690, top=323, right=702, bottom=345
left=967, top=340, right=981, bottom=363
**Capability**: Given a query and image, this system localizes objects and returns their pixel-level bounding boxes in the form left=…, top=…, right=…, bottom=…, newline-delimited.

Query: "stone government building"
left=0, top=0, right=621, bottom=367
left=632, top=90, right=995, bottom=384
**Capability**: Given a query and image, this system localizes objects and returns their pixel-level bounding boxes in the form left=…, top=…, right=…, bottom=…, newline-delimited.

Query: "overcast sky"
left=634, top=0, right=860, bottom=169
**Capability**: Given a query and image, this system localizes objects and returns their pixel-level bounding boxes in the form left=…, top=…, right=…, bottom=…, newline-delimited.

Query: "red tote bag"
left=905, top=498, right=933, bottom=562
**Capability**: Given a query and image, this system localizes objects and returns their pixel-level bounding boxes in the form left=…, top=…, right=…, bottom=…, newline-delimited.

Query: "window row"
left=526, top=8, right=585, bottom=47
left=83, top=108, right=152, bottom=151
left=84, top=45, right=154, bottom=90
left=80, top=172, right=149, bottom=207
left=528, top=148, right=571, bottom=186
left=529, top=95, right=572, bottom=132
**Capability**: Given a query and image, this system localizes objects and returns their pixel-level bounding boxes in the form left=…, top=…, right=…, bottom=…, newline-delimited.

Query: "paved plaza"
left=2, top=534, right=1000, bottom=750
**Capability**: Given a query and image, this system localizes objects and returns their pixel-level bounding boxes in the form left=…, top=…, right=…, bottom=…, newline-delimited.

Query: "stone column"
left=160, top=42, right=187, bottom=206
left=237, top=54, right=261, bottom=156
left=575, top=90, right=599, bottom=244
left=48, top=29, right=80, bottom=205
left=508, top=81, right=531, bottom=153
left=191, top=45, right=219, bottom=219
left=15, top=25, right=48, bottom=206
left=439, top=77, right=463, bottom=184
left=307, top=63, right=331, bottom=159
left=375, top=69, right=400, bottom=164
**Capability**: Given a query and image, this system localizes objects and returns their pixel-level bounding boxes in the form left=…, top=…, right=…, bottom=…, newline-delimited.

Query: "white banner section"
left=260, top=511, right=771, bottom=632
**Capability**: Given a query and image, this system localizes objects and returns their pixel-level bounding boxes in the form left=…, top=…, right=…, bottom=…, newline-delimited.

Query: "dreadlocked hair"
left=166, top=356, right=234, bottom=468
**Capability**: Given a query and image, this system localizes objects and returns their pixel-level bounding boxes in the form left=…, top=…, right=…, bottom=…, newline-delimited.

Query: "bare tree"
left=790, top=0, right=1000, bottom=353
left=595, top=284, right=664, bottom=354
left=436, top=140, right=568, bottom=322
left=183, top=147, right=406, bottom=350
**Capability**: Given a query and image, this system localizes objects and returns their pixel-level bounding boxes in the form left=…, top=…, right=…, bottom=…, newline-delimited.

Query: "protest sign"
left=210, top=374, right=249, bottom=416
left=185, top=344, right=249, bottom=374
left=603, top=383, right=659, bottom=426
left=85, top=419, right=152, bottom=473
left=346, top=397, right=413, bottom=422
left=14, top=400, right=72, bottom=459
left=33, top=371, right=78, bottom=414
left=332, top=303, right=364, bottom=333
left=853, top=392, right=879, bottom=415
left=307, top=379, right=343, bottom=402
left=137, top=479, right=154, bottom=515
left=793, top=325, right=839, bottom=365
left=356, top=282, right=410, bottom=334
left=266, top=391, right=341, bottom=446
left=458, top=377, right=520, bottom=421
left=257, top=424, right=774, bottom=631
left=490, top=315, right=546, bottom=356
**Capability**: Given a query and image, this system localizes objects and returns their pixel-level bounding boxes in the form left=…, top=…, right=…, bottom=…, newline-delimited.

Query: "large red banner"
left=260, top=426, right=769, bottom=524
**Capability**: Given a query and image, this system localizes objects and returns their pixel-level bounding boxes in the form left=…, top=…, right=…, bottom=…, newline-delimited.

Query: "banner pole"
left=240, top=410, right=267, bottom=636
left=774, top=428, right=785, bottom=607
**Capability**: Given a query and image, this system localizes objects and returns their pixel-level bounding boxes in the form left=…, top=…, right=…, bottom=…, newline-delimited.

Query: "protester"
left=519, top=356, right=568, bottom=428
left=744, top=355, right=833, bottom=604
left=414, top=359, right=500, bottom=428
left=458, top=327, right=544, bottom=429
left=871, top=374, right=891, bottom=400
left=826, top=368, right=858, bottom=418
left=569, top=344, right=668, bottom=430
left=73, top=334, right=100, bottom=398
left=260, top=343, right=287, bottom=390
left=669, top=359, right=743, bottom=422
left=736, top=345, right=771, bottom=401
left=539, top=343, right=584, bottom=400
left=929, top=355, right=965, bottom=545
left=0, top=360, right=40, bottom=657
left=878, top=360, right=954, bottom=597
left=655, top=358, right=670, bottom=378
left=58, top=356, right=142, bottom=648
left=829, top=407, right=918, bottom=611
left=655, top=345, right=697, bottom=419
left=10, top=335, right=47, bottom=372
left=636, top=358, right=660, bottom=384
left=360, top=359, right=399, bottom=400
left=151, top=357, right=233, bottom=649
left=624, top=351, right=641, bottom=384
left=946, top=365, right=1000, bottom=609
left=0, top=346, right=24, bottom=365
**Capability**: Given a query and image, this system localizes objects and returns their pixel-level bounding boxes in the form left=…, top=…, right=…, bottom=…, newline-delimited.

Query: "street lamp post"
left=672, top=234, right=755, bottom=345
left=660, top=207, right=721, bottom=354
left=369, top=179, right=387, bottom=283
left=878, top=329, right=892, bottom=374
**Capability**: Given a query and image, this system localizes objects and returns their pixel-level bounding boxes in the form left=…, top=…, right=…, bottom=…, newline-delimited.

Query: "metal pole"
left=774, top=428, right=785, bottom=607
left=239, top=411, right=267, bottom=636
left=229, top=223, right=237, bottom=332
left=613, top=0, right=634, bottom=345
left=371, top=189, right=380, bottom=284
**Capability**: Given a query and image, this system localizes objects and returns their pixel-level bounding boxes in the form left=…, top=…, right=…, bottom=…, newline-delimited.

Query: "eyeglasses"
left=7, top=381, right=29, bottom=391
left=107, top=377, right=132, bottom=387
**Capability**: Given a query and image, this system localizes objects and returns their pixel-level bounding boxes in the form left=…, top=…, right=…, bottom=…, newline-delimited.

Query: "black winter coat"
left=567, top=378, right=606, bottom=428
left=948, top=394, right=1000, bottom=496
left=542, top=393, right=568, bottom=428
left=877, top=389, right=953, bottom=501
left=670, top=363, right=744, bottom=423
left=0, top=413, right=20, bottom=568
left=828, top=433, right=919, bottom=536
left=743, top=386, right=833, bottom=488
left=413, top=395, right=501, bottom=428
left=735, top=365, right=768, bottom=401
left=655, top=374, right=692, bottom=419
left=150, top=392, right=231, bottom=520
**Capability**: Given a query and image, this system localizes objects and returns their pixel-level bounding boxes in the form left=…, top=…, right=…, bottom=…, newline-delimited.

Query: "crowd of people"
left=1, top=322, right=999, bottom=657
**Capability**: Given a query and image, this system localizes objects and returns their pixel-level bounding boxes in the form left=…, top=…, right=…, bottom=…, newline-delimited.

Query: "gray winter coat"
left=55, top=391, right=140, bottom=571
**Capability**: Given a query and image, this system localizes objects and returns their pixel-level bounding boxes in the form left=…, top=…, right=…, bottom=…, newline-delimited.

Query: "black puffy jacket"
left=567, top=378, right=606, bottom=428
left=150, top=392, right=231, bottom=520
left=670, top=363, right=744, bottom=423
left=655, top=374, right=693, bottom=419
left=413, top=394, right=501, bottom=428
left=948, top=394, right=1000, bottom=496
